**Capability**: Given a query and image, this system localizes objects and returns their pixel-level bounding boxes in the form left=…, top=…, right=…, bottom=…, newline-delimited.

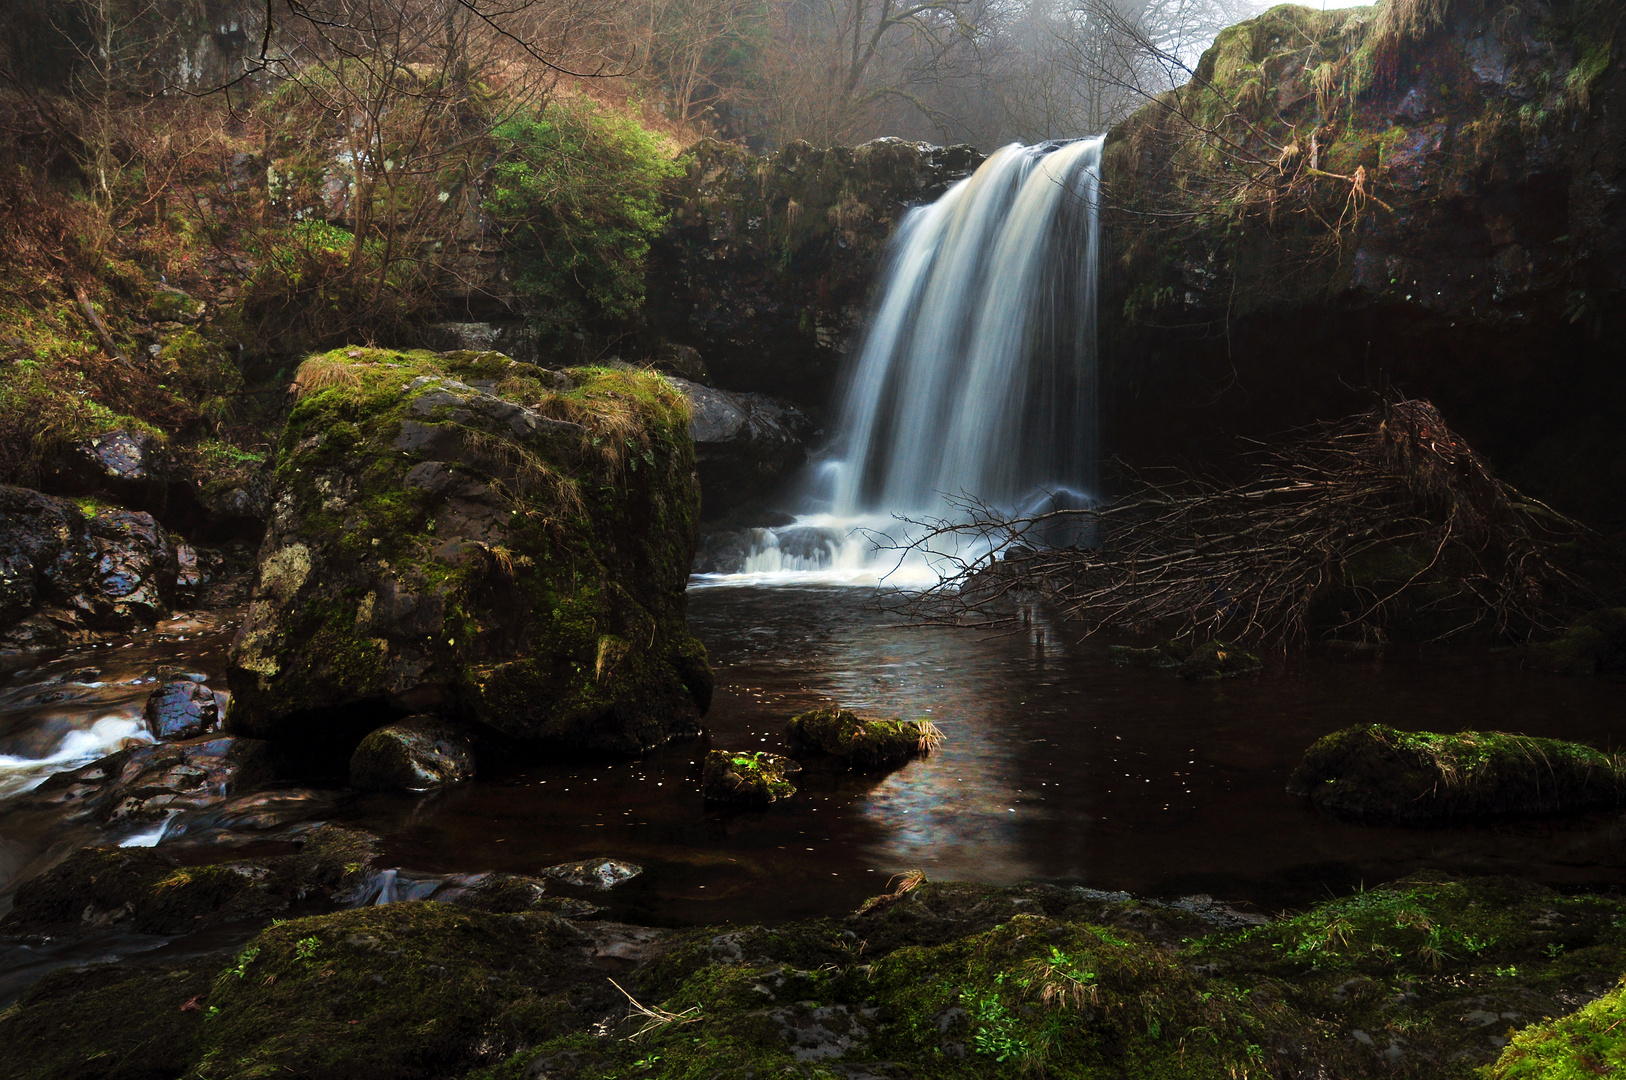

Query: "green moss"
left=785, top=704, right=940, bottom=770
left=1485, top=976, right=1626, bottom=1078
left=700, top=749, right=800, bottom=802
left=189, top=903, right=606, bottom=1080
left=1288, top=723, right=1626, bottom=822
left=0, top=962, right=212, bottom=1080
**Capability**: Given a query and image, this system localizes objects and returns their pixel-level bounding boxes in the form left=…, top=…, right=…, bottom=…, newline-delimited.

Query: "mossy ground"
left=1288, top=723, right=1626, bottom=822
left=7, top=877, right=1626, bottom=1079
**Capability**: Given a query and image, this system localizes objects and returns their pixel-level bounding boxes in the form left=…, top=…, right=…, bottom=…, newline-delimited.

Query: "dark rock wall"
left=646, top=137, right=983, bottom=415
left=1100, top=0, right=1626, bottom=525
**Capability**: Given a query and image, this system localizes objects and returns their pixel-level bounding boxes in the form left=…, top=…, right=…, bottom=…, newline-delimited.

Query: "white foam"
left=690, top=513, right=993, bottom=589
left=0, top=715, right=153, bottom=802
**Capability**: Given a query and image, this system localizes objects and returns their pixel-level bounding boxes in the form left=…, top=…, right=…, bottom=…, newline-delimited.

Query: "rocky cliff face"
left=1100, top=0, right=1625, bottom=526
left=646, top=137, right=983, bottom=414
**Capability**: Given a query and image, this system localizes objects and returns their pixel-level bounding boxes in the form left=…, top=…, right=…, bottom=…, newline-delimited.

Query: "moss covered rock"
left=225, top=348, right=711, bottom=754
left=1486, top=974, right=1626, bottom=1078
left=700, top=749, right=800, bottom=803
left=785, top=704, right=942, bottom=771
left=348, top=715, right=474, bottom=791
left=1287, top=723, right=1626, bottom=823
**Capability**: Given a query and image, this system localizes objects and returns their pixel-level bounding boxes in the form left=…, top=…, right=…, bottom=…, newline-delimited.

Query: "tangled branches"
left=884, top=401, right=1590, bottom=645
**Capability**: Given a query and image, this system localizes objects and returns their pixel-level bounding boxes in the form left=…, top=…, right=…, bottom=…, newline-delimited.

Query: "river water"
left=3, top=582, right=1624, bottom=940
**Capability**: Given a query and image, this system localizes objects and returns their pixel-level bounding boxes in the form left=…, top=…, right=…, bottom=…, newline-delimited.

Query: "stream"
left=2, top=580, right=1624, bottom=975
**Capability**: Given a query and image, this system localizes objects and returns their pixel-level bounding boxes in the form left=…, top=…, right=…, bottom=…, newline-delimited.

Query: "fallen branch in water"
left=879, top=400, right=1592, bottom=646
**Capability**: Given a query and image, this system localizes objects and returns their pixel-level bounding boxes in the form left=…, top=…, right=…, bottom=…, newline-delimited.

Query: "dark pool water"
left=339, top=584, right=1626, bottom=924
left=3, top=584, right=1625, bottom=938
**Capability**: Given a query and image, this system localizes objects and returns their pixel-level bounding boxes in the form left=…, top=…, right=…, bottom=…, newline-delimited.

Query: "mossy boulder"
left=225, top=348, right=712, bottom=754
left=183, top=903, right=626, bottom=1080
left=1524, top=608, right=1626, bottom=676
left=785, top=704, right=941, bottom=771
left=1287, top=723, right=1626, bottom=823
left=0, top=825, right=381, bottom=939
left=348, top=715, right=475, bottom=791
left=700, top=749, right=800, bottom=803
left=10, top=875, right=1626, bottom=1079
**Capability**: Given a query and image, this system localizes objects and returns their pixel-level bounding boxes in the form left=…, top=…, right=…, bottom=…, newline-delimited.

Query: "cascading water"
left=694, top=136, right=1104, bottom=586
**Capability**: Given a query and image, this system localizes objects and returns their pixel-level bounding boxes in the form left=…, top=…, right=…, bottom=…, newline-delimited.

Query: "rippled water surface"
left=339, top=584, right=1626, bottom=924
left=4, top=585, right=1626, bottom=936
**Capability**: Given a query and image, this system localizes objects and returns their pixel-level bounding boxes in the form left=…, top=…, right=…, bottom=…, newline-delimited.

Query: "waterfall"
left=830, top=137, right=1103, bottom=516
left=694, top=137, right=1104, bottom=586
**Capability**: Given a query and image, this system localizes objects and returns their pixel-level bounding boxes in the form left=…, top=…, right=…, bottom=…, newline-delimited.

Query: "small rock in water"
left=349, top=716, right=475, bottom=792
left=785, top=704, right=942, bottom=771
left=1176, top=639, right=1262, bottom=680
left=701, top=749, right=800, bottom=803
left=539, top=858, right=643, bottom=890
left=143, top=678, right=220, bottom=740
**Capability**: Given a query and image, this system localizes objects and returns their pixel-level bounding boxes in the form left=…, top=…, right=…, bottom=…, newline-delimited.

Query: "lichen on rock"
left=224, top=347, right=711, bottom=754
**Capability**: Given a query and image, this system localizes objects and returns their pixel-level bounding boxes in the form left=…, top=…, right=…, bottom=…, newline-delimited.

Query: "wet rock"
left=348, top=715, right=475, bottom=791
left=225, top=348, right=711, bottom=754
left=160, top=788, right=339, bottom=847
left=1523, top=608, right=1626, bottom=676
left=1176, top=639, right=1262, bottom=680
left=1287, top=723, right=1626, bottom=823
left=648, top=137, right=984, bottom=409
left=665, top=376, right=816, bottom=517
left=0, top=824, right=383, bottom=940
left=21, top=735, right=276, bottom=829
left=172, top=541, right=227, bottom=604
left=0, top=486, right=177, bottom=642
left=701, top=749, right=800, bottom=803
left=539, top=858, right=643, bottom=890
left=143, top=677, right=221, bottom=741
left=785, top=704, right=942, bottom=771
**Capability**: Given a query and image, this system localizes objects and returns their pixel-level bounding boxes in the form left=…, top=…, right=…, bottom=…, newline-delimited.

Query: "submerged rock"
left=142, top=676, right=220, bottom=740
left=1287, top=723, right=1626, bottom=823
left=785, top=704, right=942, bottom=771
left=225, top=348, right=712, bottom=754
left=701, top=749, right=800, bottom=803
left=539, top=858, right=643, bottom=891
left=1176, top=639, right=1261, bottom=680
left=348, top=715, right=475, bottom=792
left=1107, top=642, right=1184, bottom=669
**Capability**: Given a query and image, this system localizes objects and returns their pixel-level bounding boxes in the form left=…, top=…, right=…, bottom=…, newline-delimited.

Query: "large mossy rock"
left=648, top=138, right=982, bottom=411
left=785, top=704, right=941, bottom=771
left=1287, top=723, right=1626, bottom=823
left=225, top=348, right=712, bottom=754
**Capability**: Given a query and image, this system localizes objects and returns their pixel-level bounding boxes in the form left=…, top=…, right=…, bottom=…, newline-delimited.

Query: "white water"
left=694, top=137, right=1104, bottom=587
left=0, top=716, right=153, bottom=802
